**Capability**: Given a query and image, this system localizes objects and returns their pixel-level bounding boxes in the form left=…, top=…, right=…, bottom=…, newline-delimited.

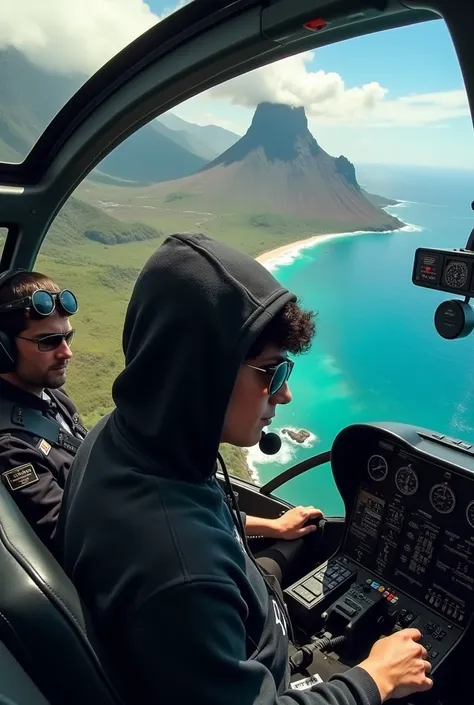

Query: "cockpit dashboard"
left=285, top=422, right=474, bottom=701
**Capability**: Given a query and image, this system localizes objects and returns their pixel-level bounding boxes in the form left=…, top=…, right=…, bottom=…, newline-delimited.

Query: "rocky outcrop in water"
left=282, top=428, right=311, bottom=444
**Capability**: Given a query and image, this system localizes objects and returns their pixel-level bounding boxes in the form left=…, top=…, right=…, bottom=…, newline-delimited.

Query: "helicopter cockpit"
left=0, top=1, right=473, bottom=704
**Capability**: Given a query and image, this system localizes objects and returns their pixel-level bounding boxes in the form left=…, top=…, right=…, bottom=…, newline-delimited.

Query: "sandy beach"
left=255, top=231, right=357, bottom=269
left=255, top=213, right=417, bottom=270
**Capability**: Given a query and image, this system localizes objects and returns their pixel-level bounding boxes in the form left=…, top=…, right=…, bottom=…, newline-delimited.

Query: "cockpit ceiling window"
left=0, top=0, right=192, bottom=165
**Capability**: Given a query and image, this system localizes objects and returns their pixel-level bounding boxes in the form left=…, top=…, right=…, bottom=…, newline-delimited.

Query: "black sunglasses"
left=0, top=289, right=78, bottom=317
left=16, top=329, right=75, bottom=352
left=244, top=359, right=294, bottom=395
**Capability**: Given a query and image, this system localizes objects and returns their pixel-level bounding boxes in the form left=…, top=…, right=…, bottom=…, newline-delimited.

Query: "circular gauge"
left=444, top=261, right=469, bottom=289
left=429, top=483, right=456, bottom=514
left=367, top=454, right=388, bottom=482
left=466, top=501, right=474, bottom=529
left=395, top=465, right=419, bottom=496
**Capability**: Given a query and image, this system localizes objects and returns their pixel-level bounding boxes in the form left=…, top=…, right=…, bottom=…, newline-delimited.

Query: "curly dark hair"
left=0, top=271, right=61, bottom=338
left=246, top=300, right=316, bottom=359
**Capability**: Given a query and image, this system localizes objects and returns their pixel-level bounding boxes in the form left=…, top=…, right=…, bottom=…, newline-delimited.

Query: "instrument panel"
left=412, top=247, right=474, bottom=296
left=343, top=438, right=474, bottom=627
left=366, top=451, right=474, bottom=520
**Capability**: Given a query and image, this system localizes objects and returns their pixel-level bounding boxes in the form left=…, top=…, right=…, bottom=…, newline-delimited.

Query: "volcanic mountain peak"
left=206, top=101, right=321, bottom=168
left=251, top=102, right=309, bottom=137
left=154, top=101, right=401, bottom=232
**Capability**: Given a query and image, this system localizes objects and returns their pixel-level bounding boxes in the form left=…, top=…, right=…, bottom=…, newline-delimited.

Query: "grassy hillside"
left=219, top=445, right=253, bottom=483
left=76, top=178, right=400, bottom=258
left=45, top=197, right=162, bottom=251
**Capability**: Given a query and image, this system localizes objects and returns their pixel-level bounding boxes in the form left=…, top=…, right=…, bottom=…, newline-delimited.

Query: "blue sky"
left=148, top=2, right=474, bottom=170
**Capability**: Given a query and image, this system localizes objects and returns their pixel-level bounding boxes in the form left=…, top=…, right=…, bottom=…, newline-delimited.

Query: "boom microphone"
left=259, top=431, right=282, bottom=455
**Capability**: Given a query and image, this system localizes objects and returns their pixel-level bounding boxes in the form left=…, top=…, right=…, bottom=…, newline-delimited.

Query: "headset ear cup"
left=0, top=331, right=16, bottom=374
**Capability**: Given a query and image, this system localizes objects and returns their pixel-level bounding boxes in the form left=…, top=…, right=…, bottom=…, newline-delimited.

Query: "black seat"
left=0, top=481, right=121, bottom=705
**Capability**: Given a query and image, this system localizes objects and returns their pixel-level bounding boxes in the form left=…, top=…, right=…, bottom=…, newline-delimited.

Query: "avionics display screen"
left=344, top=487, right=474, bottom=625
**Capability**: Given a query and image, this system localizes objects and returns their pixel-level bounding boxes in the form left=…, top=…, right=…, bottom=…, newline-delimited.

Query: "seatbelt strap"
left=0, top=402, right=82, bottom=455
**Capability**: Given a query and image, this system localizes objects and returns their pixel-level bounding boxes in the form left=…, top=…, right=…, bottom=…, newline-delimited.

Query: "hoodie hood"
left=112, top=232, right=295, bottom=480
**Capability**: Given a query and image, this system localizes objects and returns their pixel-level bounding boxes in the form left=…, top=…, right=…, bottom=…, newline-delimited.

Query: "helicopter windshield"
left=1, top=3, right=473, bottom=517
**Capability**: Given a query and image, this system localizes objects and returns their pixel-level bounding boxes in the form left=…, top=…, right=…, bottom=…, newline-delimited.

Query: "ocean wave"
left=385, top=199, right=448, bottom=209
left=384, top=200, right=415, bottom=209
left=400, top=222, right=424, bottom=233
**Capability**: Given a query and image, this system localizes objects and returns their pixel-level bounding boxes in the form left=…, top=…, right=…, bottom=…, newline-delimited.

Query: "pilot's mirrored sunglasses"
left=0, top=289, right=78, bottom=317
left=16, top=329, right=75, bottom=352
left=243, top=359, right=294, bottom=395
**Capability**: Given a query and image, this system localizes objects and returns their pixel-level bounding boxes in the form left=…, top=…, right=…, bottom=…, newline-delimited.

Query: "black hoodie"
left=57, top=233, right=381, bottom=705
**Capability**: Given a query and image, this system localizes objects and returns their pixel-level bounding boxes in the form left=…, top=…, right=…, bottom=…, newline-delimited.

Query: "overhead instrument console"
left=285, top=422, right=474, bottom=698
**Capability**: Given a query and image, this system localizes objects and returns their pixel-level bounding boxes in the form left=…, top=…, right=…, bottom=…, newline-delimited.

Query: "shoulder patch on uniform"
left=2, top=464, right=39, bottom=491
left=37, top=438, right=52, bottom=456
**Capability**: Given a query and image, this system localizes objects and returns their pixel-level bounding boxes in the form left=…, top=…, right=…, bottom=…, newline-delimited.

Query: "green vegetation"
left=74, top=181, right=367, bottom=259
left=219, top=445, right=253, bottom=483
left=45, top=197, right=162, bottom=252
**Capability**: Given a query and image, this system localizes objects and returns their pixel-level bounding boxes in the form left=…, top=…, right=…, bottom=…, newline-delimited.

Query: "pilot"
left=0, top=269, right=87, bottom=554
left=58, top=233, right=432, bottom=705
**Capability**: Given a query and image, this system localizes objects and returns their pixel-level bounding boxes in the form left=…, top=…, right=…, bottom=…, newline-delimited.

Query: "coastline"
left=256, top=232, right=348, bottom=267
left=255, top=201, right=413, bottom=270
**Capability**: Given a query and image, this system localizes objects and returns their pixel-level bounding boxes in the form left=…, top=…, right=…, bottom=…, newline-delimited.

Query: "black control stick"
left=320, top=582, right=393, bottom=657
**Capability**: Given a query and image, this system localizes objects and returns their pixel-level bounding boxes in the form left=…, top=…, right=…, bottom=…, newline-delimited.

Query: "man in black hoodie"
left=57, top=233, right=433, bottom=705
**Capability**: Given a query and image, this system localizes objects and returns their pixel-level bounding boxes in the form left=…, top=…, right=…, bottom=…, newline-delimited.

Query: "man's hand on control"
left=271, top=506, right=324, bottom=540
left=359, top=628, right=433, bottom=701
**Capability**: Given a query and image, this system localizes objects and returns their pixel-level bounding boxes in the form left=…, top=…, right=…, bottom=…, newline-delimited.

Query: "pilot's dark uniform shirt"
left=0, top=378, right=87, bottom=553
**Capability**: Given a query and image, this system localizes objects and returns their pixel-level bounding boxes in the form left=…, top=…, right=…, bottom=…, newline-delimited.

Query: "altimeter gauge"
left=443, top=260, right=469, bottom=289
left=367, top=454, right=388, bottom=482
left=466, top=500, right=474, bottom=530
left=395, top=465, right=419, bottom=496
left=429, top=483, right=456, bottom=514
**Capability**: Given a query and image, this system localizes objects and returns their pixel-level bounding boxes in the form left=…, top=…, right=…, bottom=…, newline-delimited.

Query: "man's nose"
left=271, top=382, right=292, bottom=405
left=56, top=340, right=73, bottom=359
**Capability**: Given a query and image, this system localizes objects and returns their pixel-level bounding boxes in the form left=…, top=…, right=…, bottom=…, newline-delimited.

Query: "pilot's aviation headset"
left=0, top=269, right=27, bottom=374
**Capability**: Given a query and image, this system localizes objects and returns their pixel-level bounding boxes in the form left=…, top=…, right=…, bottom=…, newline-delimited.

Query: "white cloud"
left=1, top=4, right=469, bottom=130
left=367, top=89, right=469, bottom=127
left=210, top=51, right=387, bottom=117
left=0, top=0, right=161, bottom=76
left=208, top=51, right=470, bottom=127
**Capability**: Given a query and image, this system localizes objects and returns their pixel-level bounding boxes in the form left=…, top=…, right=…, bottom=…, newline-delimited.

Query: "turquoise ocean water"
left=249, top=165, right=474, bottom=515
